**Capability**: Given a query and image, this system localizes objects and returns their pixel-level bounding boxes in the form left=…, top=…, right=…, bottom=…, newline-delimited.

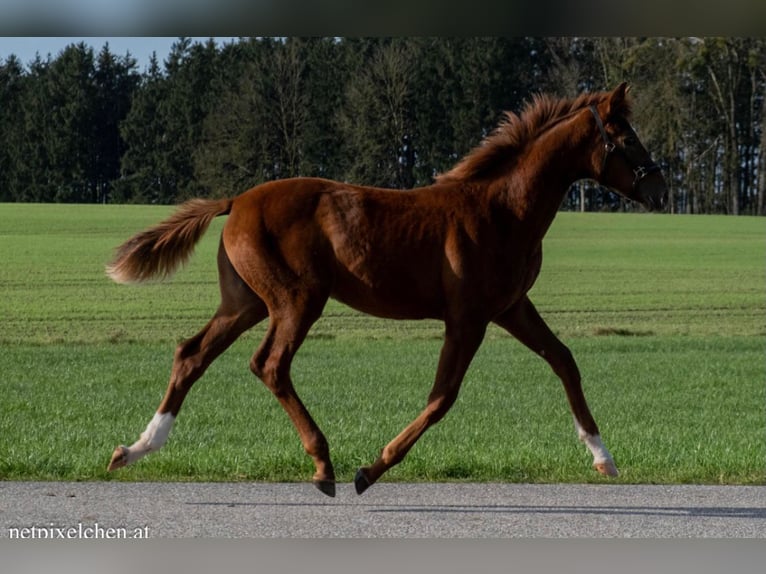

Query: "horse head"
left=588, top=83, right=668, bottom=212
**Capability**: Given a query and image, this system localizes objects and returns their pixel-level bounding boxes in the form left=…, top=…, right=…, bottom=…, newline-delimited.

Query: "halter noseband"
left=588, top=105, right=661, bottom=190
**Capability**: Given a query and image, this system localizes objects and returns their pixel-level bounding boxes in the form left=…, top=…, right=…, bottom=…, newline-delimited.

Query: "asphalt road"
left=1, top=481, right=764, bottom=538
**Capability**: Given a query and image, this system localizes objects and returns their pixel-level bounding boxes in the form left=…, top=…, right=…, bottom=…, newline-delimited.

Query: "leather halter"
left=588, top=105, right=661, bottom=190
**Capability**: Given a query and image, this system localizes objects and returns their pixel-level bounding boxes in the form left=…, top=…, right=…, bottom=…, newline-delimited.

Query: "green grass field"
left=0, top=203, right=763, bottom=485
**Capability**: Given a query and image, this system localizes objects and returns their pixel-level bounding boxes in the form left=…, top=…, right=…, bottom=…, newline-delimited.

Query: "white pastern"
left=123, top=411, right=175, bottom=465
left=573, top=418, right=613, bottom=465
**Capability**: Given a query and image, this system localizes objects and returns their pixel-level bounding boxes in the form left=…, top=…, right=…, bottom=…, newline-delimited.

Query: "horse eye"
left=623, top=135, right=638, bottom=147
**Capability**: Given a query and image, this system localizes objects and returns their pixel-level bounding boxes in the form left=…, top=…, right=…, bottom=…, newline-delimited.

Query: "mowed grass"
left=0, top=203, right=763, bottom=484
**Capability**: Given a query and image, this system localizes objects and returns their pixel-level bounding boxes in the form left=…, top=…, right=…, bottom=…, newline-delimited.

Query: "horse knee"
left=549, top=345, right=579, bottom=381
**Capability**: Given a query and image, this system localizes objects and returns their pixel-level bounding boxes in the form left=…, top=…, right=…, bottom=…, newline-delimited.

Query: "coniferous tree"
left=160, top=37, right=220, bottom=201
left=299, top=37, right=348, bottom=181
left=117, top=53, right=169, bottom=203
left=46, top=42, right=97, bottom=202
left=194, top=38, right=282, bottom=195
left=92, top=44, right=140, bottom=204
left=16, top=55, right=53, bottom=202
left=0, top=55, right=26, bottom=201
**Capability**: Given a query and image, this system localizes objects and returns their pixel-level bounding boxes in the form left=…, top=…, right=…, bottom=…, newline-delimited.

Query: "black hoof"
left=354, top=468, right=372, bottom=495
left=314, top=479, right=336, bottom=498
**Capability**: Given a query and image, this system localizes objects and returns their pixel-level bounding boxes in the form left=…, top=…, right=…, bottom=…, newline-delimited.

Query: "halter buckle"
left=632, top=163, right=661, bottom=190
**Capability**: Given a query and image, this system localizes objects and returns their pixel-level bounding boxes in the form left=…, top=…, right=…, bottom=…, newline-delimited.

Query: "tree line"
left=1, top=37, right=764, bottom=215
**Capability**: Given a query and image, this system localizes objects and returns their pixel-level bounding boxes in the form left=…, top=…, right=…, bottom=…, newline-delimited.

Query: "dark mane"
left=436, top=89, right=632, bottom=183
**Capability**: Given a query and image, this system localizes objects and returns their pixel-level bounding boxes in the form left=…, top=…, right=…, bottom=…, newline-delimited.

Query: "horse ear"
left=606, top=82, right=630, bottom=119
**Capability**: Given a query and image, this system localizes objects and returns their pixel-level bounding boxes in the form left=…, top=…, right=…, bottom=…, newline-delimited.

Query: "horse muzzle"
left=637, top=169, right=668, bottom=213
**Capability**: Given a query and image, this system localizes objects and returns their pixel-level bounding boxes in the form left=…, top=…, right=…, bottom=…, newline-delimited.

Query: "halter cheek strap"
left=588, top=105, right=661, bottom=190
left=588, top=105, right=615, bottom=169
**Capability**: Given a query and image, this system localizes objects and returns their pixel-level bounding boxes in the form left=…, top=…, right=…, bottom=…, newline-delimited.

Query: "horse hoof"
left=107, top=446, right=129, bottom=471
left=594, top=460, right=619, bottom=477
left=313, top=479, right=336, bottom=498
left=354, top=468, right=372, bottom=495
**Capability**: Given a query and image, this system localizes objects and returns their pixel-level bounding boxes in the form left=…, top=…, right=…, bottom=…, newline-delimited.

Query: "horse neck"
left=496, top=115, right=593, bottom=242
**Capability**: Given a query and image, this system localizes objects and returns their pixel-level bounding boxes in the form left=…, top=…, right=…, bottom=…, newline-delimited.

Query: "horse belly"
left=330, top=264, right=443, bottom=320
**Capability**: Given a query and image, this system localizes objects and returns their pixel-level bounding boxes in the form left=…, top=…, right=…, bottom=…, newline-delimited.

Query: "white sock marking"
left=123, top=411, right=175, bottom=465
left=573, top=418, right=613, bottom=465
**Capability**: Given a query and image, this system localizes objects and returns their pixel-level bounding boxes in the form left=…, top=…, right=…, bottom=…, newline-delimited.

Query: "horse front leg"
left=494, top=296, right=618, bottom=477
left=355, top=321, right=487, bottom=495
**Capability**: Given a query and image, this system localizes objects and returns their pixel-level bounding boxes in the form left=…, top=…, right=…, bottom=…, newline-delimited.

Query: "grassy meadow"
left=0, top=203, right=763, bottom=485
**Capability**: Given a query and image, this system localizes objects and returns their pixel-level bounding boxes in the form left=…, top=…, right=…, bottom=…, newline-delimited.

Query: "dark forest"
left=1, top=37, right=763, bottom=214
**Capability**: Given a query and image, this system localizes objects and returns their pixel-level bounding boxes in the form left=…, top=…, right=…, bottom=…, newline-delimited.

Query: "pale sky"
left=0, top=37, right=238, bottom=70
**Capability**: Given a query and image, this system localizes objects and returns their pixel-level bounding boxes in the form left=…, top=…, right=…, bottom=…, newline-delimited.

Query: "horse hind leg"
left=107, top=308, right=262, bottom=470
left=249, top=296, right=336, bottom=497
left=108, top=241, right=268, bottom=471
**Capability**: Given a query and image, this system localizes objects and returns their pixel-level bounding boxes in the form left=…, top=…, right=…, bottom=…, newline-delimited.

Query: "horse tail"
left=106, top=198, right=233, bottom=284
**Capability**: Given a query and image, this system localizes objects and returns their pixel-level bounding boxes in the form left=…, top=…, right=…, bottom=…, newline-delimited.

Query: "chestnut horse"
left=106, top=83, right=666, bottom=497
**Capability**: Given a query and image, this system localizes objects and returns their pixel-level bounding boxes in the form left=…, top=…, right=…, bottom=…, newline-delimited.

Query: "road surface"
left=2, top=481, right=764, bottom=538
